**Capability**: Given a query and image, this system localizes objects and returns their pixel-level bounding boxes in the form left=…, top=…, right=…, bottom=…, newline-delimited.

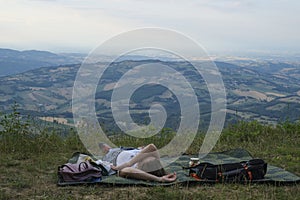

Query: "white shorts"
left=116, top=149, right=141, bottom=168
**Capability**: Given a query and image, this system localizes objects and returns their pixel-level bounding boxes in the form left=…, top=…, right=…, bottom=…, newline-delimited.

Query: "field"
left=1, top=60, right=300, bottom=131
left=0, top=109, right=299, bottom=199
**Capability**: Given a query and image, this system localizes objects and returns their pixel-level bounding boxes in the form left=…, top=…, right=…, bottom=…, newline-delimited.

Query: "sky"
left=0, top=0, right=299, bottom=55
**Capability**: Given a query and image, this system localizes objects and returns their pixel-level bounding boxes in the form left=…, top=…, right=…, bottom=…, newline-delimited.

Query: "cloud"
left=0, top=0, right=138, bottom=52
left=0, top=0, right=299, bottom=53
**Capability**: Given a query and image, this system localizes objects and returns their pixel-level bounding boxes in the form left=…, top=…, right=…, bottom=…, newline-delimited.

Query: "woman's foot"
left=160, top=172, right=177, bottom=182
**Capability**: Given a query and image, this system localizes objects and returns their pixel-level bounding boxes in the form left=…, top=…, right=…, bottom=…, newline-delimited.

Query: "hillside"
left=0, top=59, right=300, bottom=131
left=0, top=111, right=299, bottom=199
left=0, top=48, right=84, bottom=76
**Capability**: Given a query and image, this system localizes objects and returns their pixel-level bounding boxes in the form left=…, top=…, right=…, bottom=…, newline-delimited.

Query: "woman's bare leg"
left=119, top=167, right=176, bottom=182
left=112, top=143, right=160, bottom=170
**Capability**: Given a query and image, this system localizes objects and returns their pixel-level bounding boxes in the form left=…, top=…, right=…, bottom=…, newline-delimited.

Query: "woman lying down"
left=98, top=143, right=177, bottom=182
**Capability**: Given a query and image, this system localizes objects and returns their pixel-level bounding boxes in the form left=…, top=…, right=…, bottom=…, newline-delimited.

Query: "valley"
left=1, top=57, right=300, bottom=132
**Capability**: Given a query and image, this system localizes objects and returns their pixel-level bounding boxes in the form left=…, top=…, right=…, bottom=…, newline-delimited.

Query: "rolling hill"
left=0, top=59, right=300, bottom=132
left=0, top=48, right=84, bottom=76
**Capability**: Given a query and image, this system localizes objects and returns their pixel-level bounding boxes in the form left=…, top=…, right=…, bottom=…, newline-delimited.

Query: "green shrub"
left=0, top=103, right=85, bottom=155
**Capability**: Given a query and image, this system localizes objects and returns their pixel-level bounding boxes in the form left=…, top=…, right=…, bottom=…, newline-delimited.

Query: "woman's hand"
left=111, top=165, right=118, bottom=171
left=111, top=162, right=130, bottom=171
left=160, top=172, right=177, bottom=182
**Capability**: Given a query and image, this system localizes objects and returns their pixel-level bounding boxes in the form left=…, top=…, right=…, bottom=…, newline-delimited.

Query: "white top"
left=116, top=149, right=141, bottom=168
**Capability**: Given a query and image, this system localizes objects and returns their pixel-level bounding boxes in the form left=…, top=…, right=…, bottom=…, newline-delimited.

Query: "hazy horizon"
left=1, top=47, right=300, bottom=63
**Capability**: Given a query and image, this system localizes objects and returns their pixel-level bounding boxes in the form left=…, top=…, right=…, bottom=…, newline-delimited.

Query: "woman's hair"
left=98, top=142, right=107, bottom=150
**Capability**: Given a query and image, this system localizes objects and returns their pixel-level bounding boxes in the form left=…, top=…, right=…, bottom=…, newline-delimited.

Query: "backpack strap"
left=78, top=162, right=89, bottom=171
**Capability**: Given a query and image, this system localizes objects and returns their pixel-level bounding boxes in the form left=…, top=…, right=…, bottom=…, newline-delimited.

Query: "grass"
left=0, top=107, right=299, bottom=199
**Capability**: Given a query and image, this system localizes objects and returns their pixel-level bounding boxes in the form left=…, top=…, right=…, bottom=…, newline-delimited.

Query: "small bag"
left=187, top=159, right=267, bottom=182
left=58, top=161, right=102, bottom=182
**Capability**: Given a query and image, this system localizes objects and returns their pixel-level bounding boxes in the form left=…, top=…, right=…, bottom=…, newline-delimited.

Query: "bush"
left=0, top=103, right=85, bottom=155
left=220, top=120, right=272, bottom=143
left=0, top=102, right=30, bottom=136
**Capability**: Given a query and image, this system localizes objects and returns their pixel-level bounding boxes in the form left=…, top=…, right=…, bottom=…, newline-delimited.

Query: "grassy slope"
left=0, top=116, right=299, bottom=199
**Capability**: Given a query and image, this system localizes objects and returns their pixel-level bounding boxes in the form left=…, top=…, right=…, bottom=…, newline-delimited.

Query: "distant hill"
left=0, top=48, right=85, bottom=76
left=0, top=59, right=299, bottom=132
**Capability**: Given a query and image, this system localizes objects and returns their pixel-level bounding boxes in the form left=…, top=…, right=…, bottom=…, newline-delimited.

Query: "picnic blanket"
left=57, top=148, right=300, bottom=186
